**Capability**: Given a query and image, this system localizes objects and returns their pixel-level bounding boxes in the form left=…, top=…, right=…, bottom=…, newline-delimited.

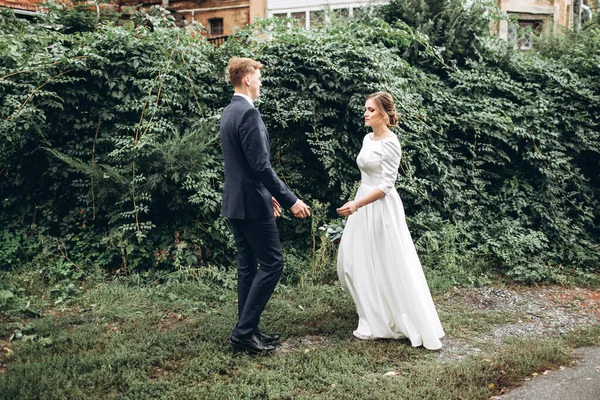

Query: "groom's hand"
left=272, top=197, right=282, bottom=218
left=290, top=199, right=311, bottom=219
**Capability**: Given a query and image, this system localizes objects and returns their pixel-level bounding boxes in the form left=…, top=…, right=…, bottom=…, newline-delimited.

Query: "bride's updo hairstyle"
left=366, top=92, right=399, bottom=127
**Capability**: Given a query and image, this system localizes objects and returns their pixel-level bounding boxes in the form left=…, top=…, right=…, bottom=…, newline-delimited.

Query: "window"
left=209, top=18, right=224, bottom=35
left=309, top=10, right=325, bottom=27
left=291, top=11, right=306, bottom=28
left=508, top=19, right=543, bottom=50
left=353, top=7, right=368, bottom=20
left=332, top=8, right=349, bottom=19
left=507, top=24, right=518, bottom=46
left=273, top=12, right=287, bottom=19
left=352, top=6, right=380, bottom=20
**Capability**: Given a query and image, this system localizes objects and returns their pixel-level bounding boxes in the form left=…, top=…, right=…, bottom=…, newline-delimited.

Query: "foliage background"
left=0, top=1, right=598, bottom=290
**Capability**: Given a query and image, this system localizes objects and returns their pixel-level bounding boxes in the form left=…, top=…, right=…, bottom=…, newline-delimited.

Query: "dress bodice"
left=356, top=134, right=402, bottom=193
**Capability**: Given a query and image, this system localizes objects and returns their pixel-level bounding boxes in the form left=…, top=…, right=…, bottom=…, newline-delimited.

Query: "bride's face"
left=364, top=99, right=385, bottom=128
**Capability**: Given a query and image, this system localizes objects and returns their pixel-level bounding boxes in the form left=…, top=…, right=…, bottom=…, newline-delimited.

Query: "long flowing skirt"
left=337, top=184, right=445, bottom=350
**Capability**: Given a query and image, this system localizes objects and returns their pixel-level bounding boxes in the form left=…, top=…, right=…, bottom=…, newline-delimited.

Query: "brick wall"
left=176, top=0, right=250, bottom=36
left=115, top=0, right=261, bottom=36
left=0, top=0, right=40, bottom=11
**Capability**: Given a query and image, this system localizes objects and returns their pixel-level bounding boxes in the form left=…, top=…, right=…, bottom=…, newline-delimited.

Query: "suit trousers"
left=229, top=218, right=284, bottom=338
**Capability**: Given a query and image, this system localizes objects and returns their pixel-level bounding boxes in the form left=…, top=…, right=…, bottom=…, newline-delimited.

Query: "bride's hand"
left=336, top=201, right=359, bottom=217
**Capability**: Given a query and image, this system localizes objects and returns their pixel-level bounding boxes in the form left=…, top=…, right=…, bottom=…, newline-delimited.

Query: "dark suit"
left=220, top=95, right=297, bottom=338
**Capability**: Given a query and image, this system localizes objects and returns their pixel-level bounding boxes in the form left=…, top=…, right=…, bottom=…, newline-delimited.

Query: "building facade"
left=497, top=0, right=596, bottom=49
left=2, top=0, right=595, bottom=48
left=0, top=0, right=40, bottom=17
left=497, top=0, right=572, bottom=49
left=266, top=0, right=386, bottom=28
left=112, top=0, right=265, bottom=38
left=174, top=0, right=265, bottom=36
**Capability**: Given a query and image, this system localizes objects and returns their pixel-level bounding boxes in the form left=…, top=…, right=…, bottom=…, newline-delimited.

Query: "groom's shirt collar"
left=233, top=93, right=254, bottom=107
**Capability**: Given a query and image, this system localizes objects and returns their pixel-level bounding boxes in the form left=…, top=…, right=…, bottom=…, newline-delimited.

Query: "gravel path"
left=436, top=286, right=600, bottom=361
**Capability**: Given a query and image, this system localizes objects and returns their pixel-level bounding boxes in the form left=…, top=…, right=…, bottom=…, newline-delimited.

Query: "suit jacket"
left=220, top=96, right=298, bottom=220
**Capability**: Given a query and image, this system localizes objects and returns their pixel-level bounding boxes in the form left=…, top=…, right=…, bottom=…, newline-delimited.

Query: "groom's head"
left=228, top=57, right=264, bottom=100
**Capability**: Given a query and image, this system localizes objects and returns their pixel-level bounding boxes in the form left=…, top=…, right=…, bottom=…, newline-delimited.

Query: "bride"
left=336, top=92, right=445, bottom=350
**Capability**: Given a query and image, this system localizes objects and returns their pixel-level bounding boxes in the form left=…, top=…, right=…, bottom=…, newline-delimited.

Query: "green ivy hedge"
left=0, top=5, right=598, bottom=282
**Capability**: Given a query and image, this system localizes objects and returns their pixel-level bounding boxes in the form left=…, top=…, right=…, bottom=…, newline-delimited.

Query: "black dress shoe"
left=256, top=329, right=281, bottom=344
left=229, top=332, right=276, bottom=354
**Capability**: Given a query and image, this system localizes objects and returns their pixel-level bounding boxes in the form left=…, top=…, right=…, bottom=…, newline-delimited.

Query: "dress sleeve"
left=376, top=139, right=402, bottom=194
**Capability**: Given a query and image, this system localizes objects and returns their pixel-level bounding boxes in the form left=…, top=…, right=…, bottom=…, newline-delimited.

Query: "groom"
left=220, top=57, right=311, bottom=354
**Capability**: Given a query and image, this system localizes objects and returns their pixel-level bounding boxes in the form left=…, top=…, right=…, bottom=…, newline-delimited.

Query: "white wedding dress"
left=337, top=134, right=445, bottom=350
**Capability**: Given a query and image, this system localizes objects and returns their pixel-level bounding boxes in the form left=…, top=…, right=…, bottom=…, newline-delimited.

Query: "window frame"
left=508, top=19, right=544, bottom=51
left=209, top=18, right=224, bottom=36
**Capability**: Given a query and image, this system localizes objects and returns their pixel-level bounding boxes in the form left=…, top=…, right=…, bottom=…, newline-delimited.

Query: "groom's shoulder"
left=226, top=98, right=255, bottom=113
left=223, top=99, right=247, bottom=116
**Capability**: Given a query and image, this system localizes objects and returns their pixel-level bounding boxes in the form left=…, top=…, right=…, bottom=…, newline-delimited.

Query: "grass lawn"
left=1, top=277, right=599, bottom=400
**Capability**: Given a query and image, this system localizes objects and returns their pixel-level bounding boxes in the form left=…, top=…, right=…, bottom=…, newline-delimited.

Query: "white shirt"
left=233, top=93, right=254, bottom=107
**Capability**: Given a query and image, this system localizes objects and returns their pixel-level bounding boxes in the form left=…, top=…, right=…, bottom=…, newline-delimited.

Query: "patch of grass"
left=1, top=280, right=599, bottom=400
left=561, top=268, right=600, bottom=289
left=0, top=269, right=51, bottom=318
left=438, top=304, right=522, bottom=340
left=416, top=339, right=570, bottom=399
left=425, top=268, right=490, bottom=295
left=266, top=284, right=356, bottom=338
left=558, top=325, right=600, bottom=348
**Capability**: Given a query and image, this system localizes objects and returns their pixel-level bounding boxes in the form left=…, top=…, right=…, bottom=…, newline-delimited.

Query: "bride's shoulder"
left=382, top=135, right=402, bottom=154
left=379, top=129, right=398, bottom=142
left=382, top=134, right=400, bottom=145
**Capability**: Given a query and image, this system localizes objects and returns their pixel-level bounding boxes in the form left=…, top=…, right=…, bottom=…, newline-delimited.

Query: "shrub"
left=1, top=7, right=598, bottom=282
